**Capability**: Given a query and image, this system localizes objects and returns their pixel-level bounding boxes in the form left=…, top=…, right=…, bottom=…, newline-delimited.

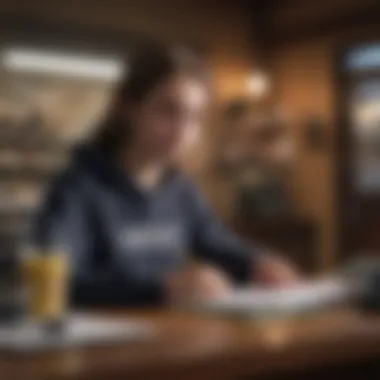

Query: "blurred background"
left=0, top=0, right=380, bottom=281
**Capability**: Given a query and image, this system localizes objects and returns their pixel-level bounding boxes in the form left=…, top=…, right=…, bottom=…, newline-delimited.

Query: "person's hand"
left=166, top=263, right=233, bottom=304
left=253, top=254, right=299, bottom=287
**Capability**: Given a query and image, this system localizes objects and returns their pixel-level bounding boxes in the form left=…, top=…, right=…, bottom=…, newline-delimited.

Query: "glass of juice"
left=21, top=248, right=70, bottom=327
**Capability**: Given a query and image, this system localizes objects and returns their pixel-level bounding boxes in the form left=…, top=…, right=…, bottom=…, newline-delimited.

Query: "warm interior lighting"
left=2, top=47, right=124, bottom=81
left=246, top=71, right=271, bottom=99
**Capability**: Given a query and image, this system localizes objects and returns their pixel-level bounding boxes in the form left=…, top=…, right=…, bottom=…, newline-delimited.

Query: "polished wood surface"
left=2, top=309, right=380, bottom=380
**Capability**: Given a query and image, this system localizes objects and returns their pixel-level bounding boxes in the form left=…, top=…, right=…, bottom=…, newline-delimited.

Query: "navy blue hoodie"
left=34, top=144, right=259, bottom=307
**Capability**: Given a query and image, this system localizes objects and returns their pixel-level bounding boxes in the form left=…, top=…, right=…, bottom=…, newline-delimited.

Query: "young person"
left=35, top=43, right=298, bottom=307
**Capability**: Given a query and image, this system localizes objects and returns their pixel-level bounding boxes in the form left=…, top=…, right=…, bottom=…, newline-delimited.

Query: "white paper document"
left=192, top=278, right=352, bottom=318
left=0, top=314, right=155, bottom=353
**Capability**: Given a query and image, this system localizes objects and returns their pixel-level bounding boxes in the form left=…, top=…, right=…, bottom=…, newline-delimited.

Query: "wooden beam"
left=243, top=0, right=275, bottom=65
left=270, top=2, right=380, bottom=46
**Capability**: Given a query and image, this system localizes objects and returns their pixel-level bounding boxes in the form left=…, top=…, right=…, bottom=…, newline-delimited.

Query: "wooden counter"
left=2, top=309, right=380, bottom=380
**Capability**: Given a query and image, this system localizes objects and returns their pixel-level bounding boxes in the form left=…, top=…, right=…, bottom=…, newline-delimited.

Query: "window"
left=344, top=42, right=380, bottom=192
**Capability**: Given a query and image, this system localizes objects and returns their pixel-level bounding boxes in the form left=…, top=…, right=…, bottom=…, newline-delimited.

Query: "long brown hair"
left=95, top=42, right=208, bottom=154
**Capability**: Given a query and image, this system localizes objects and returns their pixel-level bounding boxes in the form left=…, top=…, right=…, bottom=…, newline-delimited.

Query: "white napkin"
left=0, top=314, right=155, bottom=353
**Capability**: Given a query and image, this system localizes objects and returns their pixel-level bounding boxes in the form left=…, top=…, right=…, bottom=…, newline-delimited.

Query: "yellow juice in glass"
left=21, top=253, right=69, bottom=322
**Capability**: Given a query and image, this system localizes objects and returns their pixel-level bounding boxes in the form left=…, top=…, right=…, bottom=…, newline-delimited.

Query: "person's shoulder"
left=170, top=172, right=197, bottom=192
left=45, top=166, right=84, bottom=202
left=52, top=142, right=101, bottom=188
left=169, top=173, right=205, bottom=207
left=48, top=147, right=94, bottom=197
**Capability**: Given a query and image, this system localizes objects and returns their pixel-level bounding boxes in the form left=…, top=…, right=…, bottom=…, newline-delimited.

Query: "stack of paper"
left=193, top=278, right=352, bottom=319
